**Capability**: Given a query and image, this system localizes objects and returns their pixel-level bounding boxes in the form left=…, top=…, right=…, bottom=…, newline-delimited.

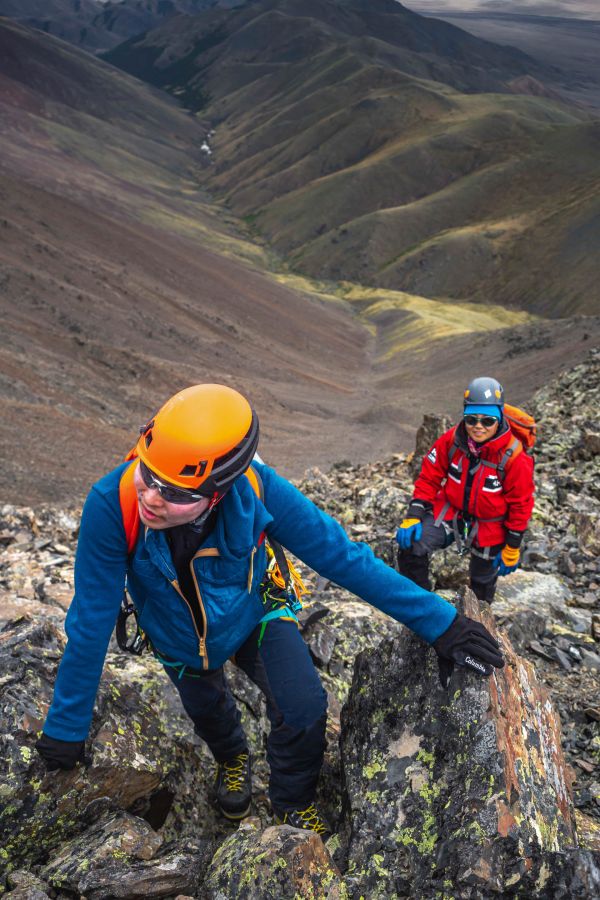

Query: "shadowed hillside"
left=1, top=16, right=599, bottom=506
left=105, top=0, right=600, bottom=317
left=0, top=0, right=244, bottom=52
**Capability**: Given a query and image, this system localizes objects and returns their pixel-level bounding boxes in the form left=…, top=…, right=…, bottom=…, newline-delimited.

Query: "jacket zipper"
left=170, top=578, right=208, bottom=669
left=190, top=547, right=221, bottom=670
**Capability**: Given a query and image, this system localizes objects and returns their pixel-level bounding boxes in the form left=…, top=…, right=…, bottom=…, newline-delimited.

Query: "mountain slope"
left=407, top=10, right=600, bottom=109
left=105, top=0, right=600, bottom=316
left=0, top=0, right=242, bottom=52
left=2, top=16, right=598, bottom=505
left=0, top=18, right=378, bottom=501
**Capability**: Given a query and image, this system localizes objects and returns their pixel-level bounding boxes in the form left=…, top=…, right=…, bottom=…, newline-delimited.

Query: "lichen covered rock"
left=0, top=616, right=211, bottom=873
left=339, top=588, right=598, bottom=898
left=204, top=821, right=345, bottom=899
left=39, top=810, right=211, bottom=899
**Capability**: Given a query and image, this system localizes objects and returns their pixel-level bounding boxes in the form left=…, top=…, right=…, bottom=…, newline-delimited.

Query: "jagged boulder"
left=493, top=570, right=594, bottom=651
left=409, top=413, right=453, bottom=479
left=0, top=615, right=217, bottom=877
left=203, top=821, right=344, bottom=899
left=4, top=869, right=52, bottom=900
left=339, top=588, right=600, bottom=899
left=39, top=811, right=211, bottom=899
left=0, top=590, right=402, bottom=891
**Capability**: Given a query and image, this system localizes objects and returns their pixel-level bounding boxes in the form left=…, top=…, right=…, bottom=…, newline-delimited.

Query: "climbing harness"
left=115, top=594, right=148, bottom=656
left=257, top=538, right=308, bottom=647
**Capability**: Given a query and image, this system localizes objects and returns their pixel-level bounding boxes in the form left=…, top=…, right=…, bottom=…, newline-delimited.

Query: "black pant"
left=163, top=618, right=327, bottom=813
left=397, top=513, right=502, bottom=603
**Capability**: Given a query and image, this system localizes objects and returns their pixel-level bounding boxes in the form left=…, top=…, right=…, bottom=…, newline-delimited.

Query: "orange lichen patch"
left=463, top=591, right=578, bottom=852
left=21, top=713, right=44, bottom=733
left=468, top=856, right=493, bottom=881
left=497, top=801, right=518, bottom=839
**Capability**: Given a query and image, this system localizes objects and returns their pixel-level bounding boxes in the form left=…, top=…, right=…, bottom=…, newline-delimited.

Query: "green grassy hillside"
left=106, top=0, right=600, bottom=316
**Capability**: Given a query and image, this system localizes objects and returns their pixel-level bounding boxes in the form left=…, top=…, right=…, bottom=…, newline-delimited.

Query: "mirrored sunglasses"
left=139, top=460, right=211, bottom=504
left=463, top=414, right=498, bottom=428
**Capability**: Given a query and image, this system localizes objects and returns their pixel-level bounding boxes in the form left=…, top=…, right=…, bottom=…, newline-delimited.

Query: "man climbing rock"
left=396, top=376, right=535, bottom=606
left=36, top=384, right=504, bottom=838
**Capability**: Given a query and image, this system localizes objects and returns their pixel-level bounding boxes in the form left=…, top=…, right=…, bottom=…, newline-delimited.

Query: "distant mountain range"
left=104, top=0, right=600, bottom=316
left=404, top=2, right=598, bottom=18
left=404, top=5, right=600, bottom=110
left=1, top=13, right=598, bottom=504
left=0, top=0, right=245, bottom=52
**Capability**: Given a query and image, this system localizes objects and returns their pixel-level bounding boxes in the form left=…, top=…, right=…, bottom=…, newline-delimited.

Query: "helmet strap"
left=188, top=492, right=222, bottom=532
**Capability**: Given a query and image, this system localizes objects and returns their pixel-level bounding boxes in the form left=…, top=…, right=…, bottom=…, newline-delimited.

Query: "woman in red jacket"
left=396, top=377, right=535, bottom=604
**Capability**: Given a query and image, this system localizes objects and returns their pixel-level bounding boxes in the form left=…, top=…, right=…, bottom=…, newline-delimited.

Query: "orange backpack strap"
left=119, top=462, right=262, bottom=556
left=245, top=464, right=268, bottom=546
left=244, top=464, right=264, bottom=501
left=119, top=460, right=140, bottom=554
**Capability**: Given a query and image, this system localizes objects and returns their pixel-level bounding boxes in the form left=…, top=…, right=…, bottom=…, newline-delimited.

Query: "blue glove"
left=396, top=518, right=422, bottom=550
left=493, top=545, right=520, bottom=576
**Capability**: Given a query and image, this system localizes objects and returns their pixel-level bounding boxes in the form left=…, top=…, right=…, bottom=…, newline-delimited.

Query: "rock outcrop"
left=203, top=821, right=344, bottom=899
left=339, top=588, right=599, bottom=898
left=0, top=349, right=599, bottom=897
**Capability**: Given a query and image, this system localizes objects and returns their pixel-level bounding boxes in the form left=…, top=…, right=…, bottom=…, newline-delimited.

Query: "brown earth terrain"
left=105, top=0, right=600, bottom=317
left=1, top=17, right=599, bottom=508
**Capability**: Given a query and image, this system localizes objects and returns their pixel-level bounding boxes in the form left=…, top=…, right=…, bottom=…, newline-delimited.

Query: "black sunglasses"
left=139, top=460, right=211, bottom=504
left=464, top=414, right=498, bottom=428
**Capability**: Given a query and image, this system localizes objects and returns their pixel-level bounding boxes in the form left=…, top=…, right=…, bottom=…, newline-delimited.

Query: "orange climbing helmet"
left=131, top=384, right=259, bottom=496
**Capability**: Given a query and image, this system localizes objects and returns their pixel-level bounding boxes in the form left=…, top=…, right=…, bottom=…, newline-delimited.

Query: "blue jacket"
left=44, top=461, right=457, bottom=741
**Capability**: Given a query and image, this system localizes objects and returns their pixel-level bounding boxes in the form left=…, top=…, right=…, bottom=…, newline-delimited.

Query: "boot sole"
left=219, top=802, right=251, bottom=820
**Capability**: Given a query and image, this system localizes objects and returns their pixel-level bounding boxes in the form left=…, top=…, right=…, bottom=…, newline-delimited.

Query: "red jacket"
left=412, top=422, right=535, bottom=547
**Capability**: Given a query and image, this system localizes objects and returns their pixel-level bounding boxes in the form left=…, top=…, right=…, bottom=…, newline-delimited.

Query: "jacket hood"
left=214, top=472, right=273, bottom=560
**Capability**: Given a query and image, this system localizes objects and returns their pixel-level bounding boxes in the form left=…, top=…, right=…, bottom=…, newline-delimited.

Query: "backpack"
left=116, top=460, right=307, bottom=654
left=503, top=403, right=537, bottom=455
left=450, top=403, right=537, bottom=482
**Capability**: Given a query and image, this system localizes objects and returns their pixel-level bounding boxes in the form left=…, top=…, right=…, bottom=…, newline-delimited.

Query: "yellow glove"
left=494, top=545, right=520, bottom=575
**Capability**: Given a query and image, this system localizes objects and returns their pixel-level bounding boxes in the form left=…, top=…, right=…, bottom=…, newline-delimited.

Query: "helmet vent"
left=179, top=461, right=207, bottom=478
left=140, top=418, right=155, bottom=449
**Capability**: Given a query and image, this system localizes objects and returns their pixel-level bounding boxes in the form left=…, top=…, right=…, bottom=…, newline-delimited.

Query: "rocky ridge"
left=0, top=348, right=599, bottom=897
left=298, top=347, right=600, bottom=821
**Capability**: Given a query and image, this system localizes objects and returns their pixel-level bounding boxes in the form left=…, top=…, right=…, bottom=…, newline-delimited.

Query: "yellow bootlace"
left=222, top=753, right=249, bottom=792
left=290, top=803, right=328, bottom=835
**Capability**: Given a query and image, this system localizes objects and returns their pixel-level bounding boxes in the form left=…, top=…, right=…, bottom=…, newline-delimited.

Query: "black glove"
left=35, top=733, right=86, bottom=771
left=433, top=613, right=504, bottom=689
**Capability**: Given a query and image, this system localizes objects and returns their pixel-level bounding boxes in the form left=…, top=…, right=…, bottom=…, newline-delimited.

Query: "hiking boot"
left=274, top=802, right=332, bottom=840
left=214, top=752, right=252, bottom=820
